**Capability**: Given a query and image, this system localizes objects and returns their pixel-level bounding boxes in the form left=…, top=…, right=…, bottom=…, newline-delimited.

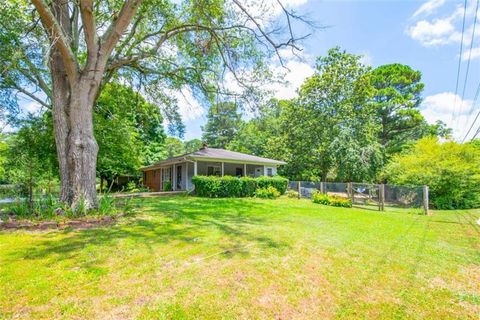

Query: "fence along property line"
left=288, top=181, right=429, bottom=215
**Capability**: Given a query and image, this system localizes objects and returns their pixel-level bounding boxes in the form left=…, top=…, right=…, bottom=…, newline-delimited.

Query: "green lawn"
left=1, top=197, right=479, bottom=319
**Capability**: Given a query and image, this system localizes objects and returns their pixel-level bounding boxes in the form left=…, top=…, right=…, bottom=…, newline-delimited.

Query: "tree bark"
left=36, top=0, right=140, bottom=210
left=67, top=79, right=100, bottom=208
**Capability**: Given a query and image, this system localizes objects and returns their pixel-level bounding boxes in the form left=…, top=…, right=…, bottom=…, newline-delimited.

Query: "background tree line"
left=1, top=47, right=478, bottom=209
left=202, top=48, right=452, bottom=181
left=199, top=48, right=479, bottom=208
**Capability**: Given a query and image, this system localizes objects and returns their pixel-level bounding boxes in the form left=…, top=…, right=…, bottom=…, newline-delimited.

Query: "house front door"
left=176, top=165, right=182, bottom=190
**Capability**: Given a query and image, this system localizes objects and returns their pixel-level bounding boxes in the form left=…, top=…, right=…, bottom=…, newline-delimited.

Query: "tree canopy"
left=202, top=102, right=243, bottom=148
left=1, top=0, right=308, bottom=209
left=383, top=137, right=480, bottom=209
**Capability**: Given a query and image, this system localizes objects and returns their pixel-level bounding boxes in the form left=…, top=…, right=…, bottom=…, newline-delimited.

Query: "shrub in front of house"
left=240, top=177, right=257, bottom=197
left=218, top=175, right=242, bottom=197
left=192, top=175, right=288, bottom=198
left=255, top=186, right=280, bottom=199
left=192, top=176, right=221, bottom=197
left=312, top=191, right=352, bottom=208
left=255, top=176, right=288, bottom=194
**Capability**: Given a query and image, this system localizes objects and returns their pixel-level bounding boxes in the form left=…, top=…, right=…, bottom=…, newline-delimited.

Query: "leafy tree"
left=280, top=48, right=380, bottom=181
left=162, top=137, right=185, bottom=159
left=184, top=139, right=203, bottom=153
left=95, top=83, right=166, bottom=188
left=1, top=0, right=306, bottom=209
left=202, top=102, right=243, bottom=148
left=4, top=115, right=57, bottom=209
left=383, top=137, right=480, bottom=209
left=227, top=99, right=285, bottom=156
left=370, top=64, right=425, bottom=157
left=0, top=134, right=7, bottom=182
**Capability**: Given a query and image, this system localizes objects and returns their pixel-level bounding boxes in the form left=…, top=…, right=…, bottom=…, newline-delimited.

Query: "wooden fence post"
left=423, top=185, right=430, bottom=215
left=297, top=181, right=301, bottom=199
left=379, top=184, right=385, bottom=212
left=348, top=182, right=354, bottom=203
left=320, top=181, right=324, bottom=194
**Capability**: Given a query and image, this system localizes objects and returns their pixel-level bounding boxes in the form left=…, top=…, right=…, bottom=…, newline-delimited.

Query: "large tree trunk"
left=40, top=0, right=140, bottom=210
left=67, top=79, right=99, bottom=209
left=50, top=76, right=100, bottom=209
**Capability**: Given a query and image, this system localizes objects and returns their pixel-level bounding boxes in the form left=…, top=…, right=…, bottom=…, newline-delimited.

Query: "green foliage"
left=240, top=177, right=258, bottom=197
left=95, top=83, right=167, bottom=178
left=192, top=175, right=288, bottom=198
left=184, top=139, right=203, bottom=153
left=383, top=137, right=480, bottom=209
left=163, top=181, right=173, bottom=192
left=3, top=114, right=57, bottom=210
left=161, top=137, right=186, bottom=159
left=312, top=192, right=352, bottom=207
left=278, top=47, right=381, bottom=182
left=255, top=176, right=288, bottom=194
left=192, top=176, right=221, bottom=197
left=218, top=176, right=242, bottom=197
left=98, top=193, right=115, bottom=216
left=370, top=64, right=426, bottom=157
left=255, top=186, right=280, bottom=199
left=286, top=190, right=299, bottom=198
left=202, top=102, right=243, bottom=148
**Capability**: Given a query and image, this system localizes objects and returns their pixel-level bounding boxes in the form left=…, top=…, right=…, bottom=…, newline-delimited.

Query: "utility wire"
left=459, top=0, right=480, bottom=131
left=452, top=0, right=469, bottom=123
left=462, top=82, right=480, bottom=142
left=471, top=122, right=480, bottom=140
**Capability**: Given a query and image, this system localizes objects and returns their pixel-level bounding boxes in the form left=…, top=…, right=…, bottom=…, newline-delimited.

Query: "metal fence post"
left=423, top=185, right=429, bottom=215
left=320, top=181, right=324, bottom=194
left=297, top=181, right=301, bottom=199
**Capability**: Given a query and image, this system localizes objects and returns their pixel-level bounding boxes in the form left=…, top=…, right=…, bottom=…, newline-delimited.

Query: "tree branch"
left=79, top=0, right=98, bottom=63
left=13, top=84, right=49, bottom=109
left=100, top=0, right=142, bottom=59
left=30, top=0, right=78, bottom=83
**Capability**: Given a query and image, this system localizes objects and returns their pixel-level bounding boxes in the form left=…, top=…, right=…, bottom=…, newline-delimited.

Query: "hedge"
left=192, top=175, right=288, bottom=198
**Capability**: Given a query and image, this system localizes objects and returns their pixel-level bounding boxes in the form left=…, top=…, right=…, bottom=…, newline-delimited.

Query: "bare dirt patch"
left=0, top=215, right=119, bottom=231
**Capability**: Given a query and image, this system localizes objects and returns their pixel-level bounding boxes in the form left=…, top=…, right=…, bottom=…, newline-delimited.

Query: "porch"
left=142, top=160, right=277, bottom=192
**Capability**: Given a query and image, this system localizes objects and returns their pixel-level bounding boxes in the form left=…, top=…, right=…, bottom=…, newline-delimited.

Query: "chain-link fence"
left=288, top=181, right=428, bottom=213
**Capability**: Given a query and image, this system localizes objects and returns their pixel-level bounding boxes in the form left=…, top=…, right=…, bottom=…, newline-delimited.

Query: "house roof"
left=140, top=147, right=287, bottom=171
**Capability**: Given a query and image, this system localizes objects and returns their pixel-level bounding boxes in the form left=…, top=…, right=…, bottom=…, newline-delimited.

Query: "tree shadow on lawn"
left=7, top=197, right=288, bottom=265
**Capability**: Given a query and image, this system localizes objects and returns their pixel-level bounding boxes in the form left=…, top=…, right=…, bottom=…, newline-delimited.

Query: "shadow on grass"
left=7, top=197, right=288, bottom=264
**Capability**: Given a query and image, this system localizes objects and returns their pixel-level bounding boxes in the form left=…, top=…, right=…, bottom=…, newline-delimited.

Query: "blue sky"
left=182, top=0, right=480, bottom=141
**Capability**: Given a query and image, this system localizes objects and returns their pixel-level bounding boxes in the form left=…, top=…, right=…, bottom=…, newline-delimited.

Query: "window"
left=267, top=167, right=273, bottom=177
left=207, top=166, right=221, bottom=176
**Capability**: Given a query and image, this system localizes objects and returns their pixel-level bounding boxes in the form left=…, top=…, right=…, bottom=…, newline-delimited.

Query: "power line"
left=462, top=81, right=480, bottom=142
left=458, top=0, right=480, bottom=131
left=451, top=0, right=469, bottom=123
left=471, top=122, right=480, bottom=140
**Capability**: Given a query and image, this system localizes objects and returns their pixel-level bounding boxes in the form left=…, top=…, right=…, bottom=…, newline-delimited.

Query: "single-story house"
left=140, top=145, right=287, bottom=191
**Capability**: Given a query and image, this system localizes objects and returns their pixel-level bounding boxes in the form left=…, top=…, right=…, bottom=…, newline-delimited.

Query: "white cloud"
left=264, top=48, right=316, bottom=99
left=359, top=52, right=373, bottom=66
left=462, top=47, right=480, bottom=60
left=171, top=88, right=205, bottom=122
left=23, top=101, right=42, bottom=114
left=412, top=0, right=446, bottom=18
left=407, top=1, right=480, bottom=47
left=407, top=18, right=458, bottom=46
left=421, top=91, right=475, bottom=140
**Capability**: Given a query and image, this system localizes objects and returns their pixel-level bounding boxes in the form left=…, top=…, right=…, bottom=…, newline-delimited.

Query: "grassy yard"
left=1, top=197, right=479, bottom=319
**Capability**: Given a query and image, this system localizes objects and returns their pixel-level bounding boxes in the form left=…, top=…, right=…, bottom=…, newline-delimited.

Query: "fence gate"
left=350, top=183, right=381, bottom=210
